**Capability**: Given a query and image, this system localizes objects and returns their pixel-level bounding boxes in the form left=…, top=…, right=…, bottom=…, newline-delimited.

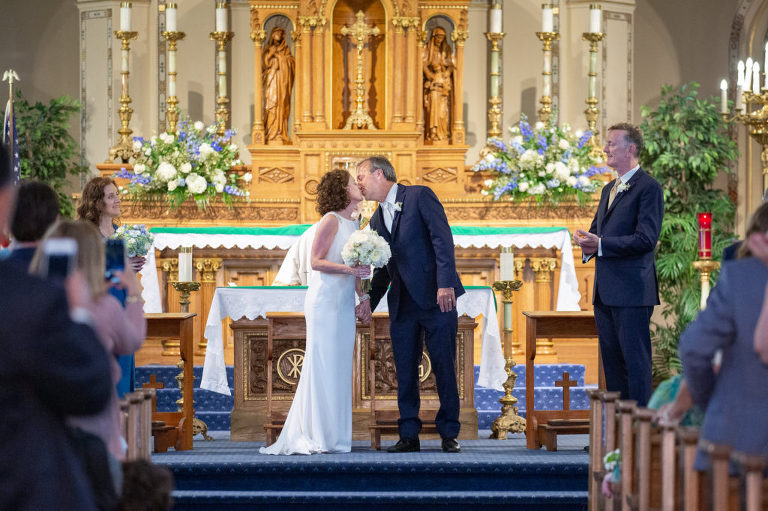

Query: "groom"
left=356, top=156, right=465, bottom=453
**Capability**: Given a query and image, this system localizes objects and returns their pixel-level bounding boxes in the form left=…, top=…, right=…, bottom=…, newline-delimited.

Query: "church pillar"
left=404, top=20, right=418, bottom=125
left=300, top=19, right=313, bottom=123
left=250, top=14, right=266, bottom=145
left=391, top=18, right=405, bottom=124
left=451, top=20, right=469, bottom=145
left=415, top=28, right=426, bottom=134
left=313, top=22, right=327, bottom=125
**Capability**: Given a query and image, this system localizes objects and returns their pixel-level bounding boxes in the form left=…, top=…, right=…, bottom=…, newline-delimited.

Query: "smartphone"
left=40, top=238, right=78, bottom=283
left=105, top=238, right=126, bottom=283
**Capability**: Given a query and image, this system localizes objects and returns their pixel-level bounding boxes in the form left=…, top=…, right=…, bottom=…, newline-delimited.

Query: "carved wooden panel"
left=258, top=166, right=294, bottom=183
left=246, top=331, right=268, bottom=398
left=423, top=166, right=458, bottom=184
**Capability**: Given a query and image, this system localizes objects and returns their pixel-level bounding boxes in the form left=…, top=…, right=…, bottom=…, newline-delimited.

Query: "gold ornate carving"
left=246, top=331, right=269, bottom=400
left=124, top=200, right=300, bottom=222
left=259, top=166, right=294, bottom=183
left=451, top=29, right=469, bottom=46
left=530, top=257, right=557, bottom=283
left=160, top=258, right=179, bottom=282
left=195, top=258, right=222, bottom=283
left=304, top=178, right=319, bottom=195
left=423, top=167, right=457, bottom=183
left=276, top=347, right=305, bottom=384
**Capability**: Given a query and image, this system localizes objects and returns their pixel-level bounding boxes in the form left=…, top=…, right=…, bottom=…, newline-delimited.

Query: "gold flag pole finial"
left=2, top=69, right=20, bottom=100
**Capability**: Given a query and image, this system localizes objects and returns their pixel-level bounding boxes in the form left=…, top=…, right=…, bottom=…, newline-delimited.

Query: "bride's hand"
left=350, top=264, right=371, bottom=278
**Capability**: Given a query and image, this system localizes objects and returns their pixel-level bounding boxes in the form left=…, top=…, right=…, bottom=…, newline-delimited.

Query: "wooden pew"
left=120, top=389, right=155, bottom=461
left=617, top=400, right=637, bottom=511
left=732, top=451, right=768, bottom=511
left=677, top=427, right=701, bottom=511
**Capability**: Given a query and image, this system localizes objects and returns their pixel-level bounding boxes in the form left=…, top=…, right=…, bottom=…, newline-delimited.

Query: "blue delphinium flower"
left=115, top=167, right=133, bottom=179
left=546, top=178, right=560, bottom=189
left=520, top=118, right=533, bottom=141
left=489, top=138, right=507, bottom=153
left=561, top=150, right=572, bottom=163
left=536, top=135, right=548, bottom=155
left=577, top=130, right=593, bottom=149
left=212, top=141, right=222, bottom=152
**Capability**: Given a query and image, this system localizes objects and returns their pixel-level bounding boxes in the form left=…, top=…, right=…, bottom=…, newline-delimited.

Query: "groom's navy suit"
left=368, top=184, right=465, bottom=440
left=587, top=168, right=663, bottom=406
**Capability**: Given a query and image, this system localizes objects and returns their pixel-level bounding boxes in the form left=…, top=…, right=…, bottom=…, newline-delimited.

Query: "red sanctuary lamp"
left=692, top=212, right=720, bottom=310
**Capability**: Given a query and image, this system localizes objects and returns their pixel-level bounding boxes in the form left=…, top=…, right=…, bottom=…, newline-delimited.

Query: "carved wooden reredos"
left=248, top=0, right=470, bottom=222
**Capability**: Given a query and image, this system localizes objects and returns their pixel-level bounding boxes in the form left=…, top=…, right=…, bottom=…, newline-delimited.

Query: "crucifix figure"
left=555, top=372, right=578, bottom=413
left=341, top=11, right=380, bottom=130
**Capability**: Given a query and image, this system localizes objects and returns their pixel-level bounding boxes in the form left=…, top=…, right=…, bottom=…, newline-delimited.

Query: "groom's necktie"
left=607, top=180, right=619, bottom=209
left=382, top=202, right=394, bottom=232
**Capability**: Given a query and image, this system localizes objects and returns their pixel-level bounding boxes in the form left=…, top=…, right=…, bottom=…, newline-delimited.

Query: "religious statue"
left=423, top=27, right=454, bottom=144
left=263, top=27, right=295, bottom=145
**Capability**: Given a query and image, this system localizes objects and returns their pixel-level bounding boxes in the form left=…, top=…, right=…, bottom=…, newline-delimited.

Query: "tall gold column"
left=160, top=259, right=181, bottom=356
left=582, top=29, right=605, bottom=157
left=107, top=21, right=139, bottom=163
left=531, top=257, right=558, bottom=357
left=416, top=30, right=426, bottom=134
left=391, top=17, right=405, bottom=124
left=405, top=19, right=419, bottom=124
left=486, top=33, right=504, bottom=138
left=195, top=258, right=222, bottom=356
left=249, top=9, right=266, bottom=144
left=312, top=19, right=327, bottom=125
left=451, top=18, right=469, bottom=144
left=299, top=17, right=313, bottom=123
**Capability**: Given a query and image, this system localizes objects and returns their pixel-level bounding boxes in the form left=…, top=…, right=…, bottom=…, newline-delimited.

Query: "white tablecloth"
left=200, top=286, right=505, bottom=395
left=140, top=227, right=581, bottom=314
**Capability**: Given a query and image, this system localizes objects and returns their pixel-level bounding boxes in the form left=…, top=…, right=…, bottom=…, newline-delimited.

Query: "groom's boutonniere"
left=616, top=182, right=631, bottom=193
left=394, top=202, right=403, bottom=212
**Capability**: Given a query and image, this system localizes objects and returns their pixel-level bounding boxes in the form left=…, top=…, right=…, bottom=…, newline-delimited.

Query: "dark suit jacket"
left=0, top=261, right=112, bottom=510
left=588, top=168, right=664, bottom=307
left=679, top=257, right=768, bottom=468
left=721, top=240, right=742, bottom=262
left=368, top=184, right=465, bottom=319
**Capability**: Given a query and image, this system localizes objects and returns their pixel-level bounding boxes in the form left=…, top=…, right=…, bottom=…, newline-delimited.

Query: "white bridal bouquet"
left=111, top=224, right=155, bottom=257
left=341, top=230, right=391, bottom=290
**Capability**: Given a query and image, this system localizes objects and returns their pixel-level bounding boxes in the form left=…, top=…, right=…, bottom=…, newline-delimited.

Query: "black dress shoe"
left=386, top=437, right=420, bottom=453
left=441, top=438, right=461, bottom=453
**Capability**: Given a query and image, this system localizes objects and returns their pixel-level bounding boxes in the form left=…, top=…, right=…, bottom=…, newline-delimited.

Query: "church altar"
left=139, top=224, right=581, bottom=314
left=200, top=285, right=502, bottom=396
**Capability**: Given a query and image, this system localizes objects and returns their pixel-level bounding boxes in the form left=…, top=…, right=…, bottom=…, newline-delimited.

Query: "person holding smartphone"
left=31, top=220, right=147, bottom=462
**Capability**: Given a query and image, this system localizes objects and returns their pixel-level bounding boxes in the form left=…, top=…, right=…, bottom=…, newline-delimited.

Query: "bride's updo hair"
left=316, top=169, right=351, bottom=216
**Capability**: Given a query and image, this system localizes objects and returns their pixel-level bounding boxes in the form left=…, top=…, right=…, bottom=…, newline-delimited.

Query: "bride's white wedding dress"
left=260, top=212, right=358, bottom=455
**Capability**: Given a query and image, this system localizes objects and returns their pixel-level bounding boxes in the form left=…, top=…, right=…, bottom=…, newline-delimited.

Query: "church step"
left=171, top=490, right=588, bottom=510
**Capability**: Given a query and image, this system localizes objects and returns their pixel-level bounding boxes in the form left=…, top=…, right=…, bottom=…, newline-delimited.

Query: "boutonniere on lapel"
left=393, top=202, right=403, bottom=212
left=616, top=182, right=631, bottom=193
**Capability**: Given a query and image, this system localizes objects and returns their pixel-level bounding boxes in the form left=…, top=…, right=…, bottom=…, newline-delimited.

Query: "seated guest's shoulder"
left=0, top=260, right=65, bottom=307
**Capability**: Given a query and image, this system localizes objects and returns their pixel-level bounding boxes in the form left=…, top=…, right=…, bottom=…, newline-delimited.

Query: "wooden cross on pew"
left=142, top=374, right=165, bottom=413
left=556, top=372, right=578, bottom=414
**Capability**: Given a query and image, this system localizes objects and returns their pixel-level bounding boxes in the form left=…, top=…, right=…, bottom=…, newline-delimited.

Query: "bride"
left=260, top=169, right=371, bottom=455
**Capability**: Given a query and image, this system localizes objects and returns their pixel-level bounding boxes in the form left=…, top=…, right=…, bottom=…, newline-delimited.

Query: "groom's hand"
left=356, top=300, right=372, bottom=324
left=437, top=287, right=456, bottom=312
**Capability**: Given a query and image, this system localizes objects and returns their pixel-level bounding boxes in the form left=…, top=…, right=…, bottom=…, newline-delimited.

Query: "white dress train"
left=260, top=212, right=358, bottom=455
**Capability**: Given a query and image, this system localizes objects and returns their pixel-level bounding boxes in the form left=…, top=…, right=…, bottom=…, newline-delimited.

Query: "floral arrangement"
left=472, top=115, right=611, bottom=204
left=111, top=224, right=155, bottom=257
left=115, top=119, right=251, bottom=210
left=341, top=230, right=392, bottom=291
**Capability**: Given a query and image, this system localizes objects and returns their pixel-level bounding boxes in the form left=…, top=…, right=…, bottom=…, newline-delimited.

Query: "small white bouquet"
left=112, top=224, right=155, bottom=257
left=341, top=230, right=391, bottom=291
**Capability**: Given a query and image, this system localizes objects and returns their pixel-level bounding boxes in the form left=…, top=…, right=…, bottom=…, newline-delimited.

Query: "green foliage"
left=639, top=83, right=738, bottom=380
left=13, top=90, right=87, bottom=217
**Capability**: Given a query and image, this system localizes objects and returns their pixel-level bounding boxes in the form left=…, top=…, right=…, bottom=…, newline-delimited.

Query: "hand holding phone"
left=105, top=238, right=126, bottom=284
left=40, top=238, right=78, bottom=283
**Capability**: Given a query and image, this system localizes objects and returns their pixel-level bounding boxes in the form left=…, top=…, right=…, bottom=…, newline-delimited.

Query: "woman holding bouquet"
left=261, top=169, right=371, bottom=455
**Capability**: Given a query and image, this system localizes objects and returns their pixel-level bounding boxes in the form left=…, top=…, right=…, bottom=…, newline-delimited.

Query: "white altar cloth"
left=199, top=286, right=505, bottom=395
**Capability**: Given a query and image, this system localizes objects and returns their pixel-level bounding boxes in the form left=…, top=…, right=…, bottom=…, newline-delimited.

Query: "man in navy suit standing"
left=575, top=123, right=664, bottom=406
left=356, top=156, right=465, bottom=453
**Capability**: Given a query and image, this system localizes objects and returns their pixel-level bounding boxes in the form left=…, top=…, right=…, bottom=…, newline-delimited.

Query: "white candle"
left=169, top=79, right=176, bottom=98
left=166, top=3, right=177, bottom=32
left=720, top=79, right=728, bottom=114
left=216, top=3, right=227, bottom=32
left=120, top=2, right=131, bottom=32
left=753, top=62, right=761, bottom=94
left=764, top=43, right=768, bottom=86
left=589, top=4, right=601, bottom=33
left=490, top=5, right=502, bottom=33
left=542, top=4, right=553, bottom=33
left=738, top=60, right=745, bottom=88
left=745, top=58, right=753, bottom=94
left=500, top=248, right=515, bottom=281
left=178, top=247, right=193, bottom=282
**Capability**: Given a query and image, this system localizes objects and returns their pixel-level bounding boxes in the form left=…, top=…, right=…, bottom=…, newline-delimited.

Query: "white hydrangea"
left=168, top=180, right=178, bottom=191
left=186, top=173, right=207, bottom=194
left=575, top=129, right=584, bottom=138
left=156, top=162, right=177, bottom=182
left=483, top=179, right=494, bottom=187
left=150, top=136, right=158, bottom=146
left=511, top=135, right=523, bottom=146
left=554, top=162, right=571, bottom=181
left=577, top=175, right=592, bottom=188
left=519, top=149, right=541, bottom=170
left=228, top=144, right=238, bottom=152
left=529, top=183, right=546, bottom=195
left=214, top=183, right=224, bottom=193
left=485, top=152, right=495, bottom=162
left=545, top=162, right=555, bottom=174
left=342, top=230, right=392, bottom=268
left=194, top=121, right=205, bottom=132
left=518, top=181, right=530, bottom=193
left=534, top=121, right=545, bottom=130
left=159, top=132, right=174, bottom=144
left=243, top=172, right=253, bottom=183
left=180, top=162, right=192, bottom=174
left=198, top=143, right=214, bottom=159
left=133, top=140, right=143, bottom=151
left=206, top=125, right=216, bottom=134
left=133, top=163, right=146, bottom=174
left=566, top=176, right=578, bottom=186
left=559, top=139, right=570, bottom=150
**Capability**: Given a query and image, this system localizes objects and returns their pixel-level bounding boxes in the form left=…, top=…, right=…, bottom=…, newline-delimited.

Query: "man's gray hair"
left=360, top=155, right=397, bottom=183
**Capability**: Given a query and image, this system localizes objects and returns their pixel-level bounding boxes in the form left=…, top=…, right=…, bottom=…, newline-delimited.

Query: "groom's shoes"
left=386, top=437, right=420, bottom=453
left=441, top=438, right=461, bottom=453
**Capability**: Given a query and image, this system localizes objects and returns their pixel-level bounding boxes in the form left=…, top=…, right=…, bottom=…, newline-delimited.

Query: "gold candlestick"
left=724, top=86, right=768, bottom=194
left=692, top=259, right=720, bottom=310
left=535, top=31, right=560, bottom=127
left=172, top=281, right=201, bottom=313
left=490, top=279, right=526, bottom=439
left=582, top=32, right=605, bottom=158
left=161, top=30, right=186, bottom=134
left=341, top=11, right=380, bottom=130
left=209, top=31, right=235, bottom=138
left=486, top=32, right=505, bottom=138
left=107, top=30, right=139, bottom=163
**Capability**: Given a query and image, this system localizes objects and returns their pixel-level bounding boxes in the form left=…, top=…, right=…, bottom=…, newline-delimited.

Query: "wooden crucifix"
left=555, top=371, right=578, bottom=413
left=340, top=11, right=380, bottom=130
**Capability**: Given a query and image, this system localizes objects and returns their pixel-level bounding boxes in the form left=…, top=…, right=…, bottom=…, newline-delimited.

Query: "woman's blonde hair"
left=30, top=220, right=108, bottom=300
left=737, top=201, right=768, bottom=259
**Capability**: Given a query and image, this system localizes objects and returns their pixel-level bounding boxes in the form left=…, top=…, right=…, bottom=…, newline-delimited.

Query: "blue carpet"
left=136, top=364, right=594, bottom=432
left=155, top=431, right=589, bottom=510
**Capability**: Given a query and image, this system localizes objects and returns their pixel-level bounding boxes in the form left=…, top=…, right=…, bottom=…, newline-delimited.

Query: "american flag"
left=3, top=98, right=20, bottom=184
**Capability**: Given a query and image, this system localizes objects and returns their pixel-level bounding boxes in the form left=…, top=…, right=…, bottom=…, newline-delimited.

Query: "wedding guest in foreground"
left=356, top=155, right=465, bottom=453
left=680, top=202, right=768, bottom=469
left=0, top=143, right=112, bottom=510
left=574, top=123, right=664, bottom=407
left=6, top=179, right=59, bottom=271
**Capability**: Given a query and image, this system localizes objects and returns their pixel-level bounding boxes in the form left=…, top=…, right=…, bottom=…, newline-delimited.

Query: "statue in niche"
left=423, top=26, right=454, bottom=144
left=263, top=26, right=295, bottom=145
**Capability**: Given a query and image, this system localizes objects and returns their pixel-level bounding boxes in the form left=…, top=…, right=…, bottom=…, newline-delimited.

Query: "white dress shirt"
left=381, top=183, right=399, bottom=232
